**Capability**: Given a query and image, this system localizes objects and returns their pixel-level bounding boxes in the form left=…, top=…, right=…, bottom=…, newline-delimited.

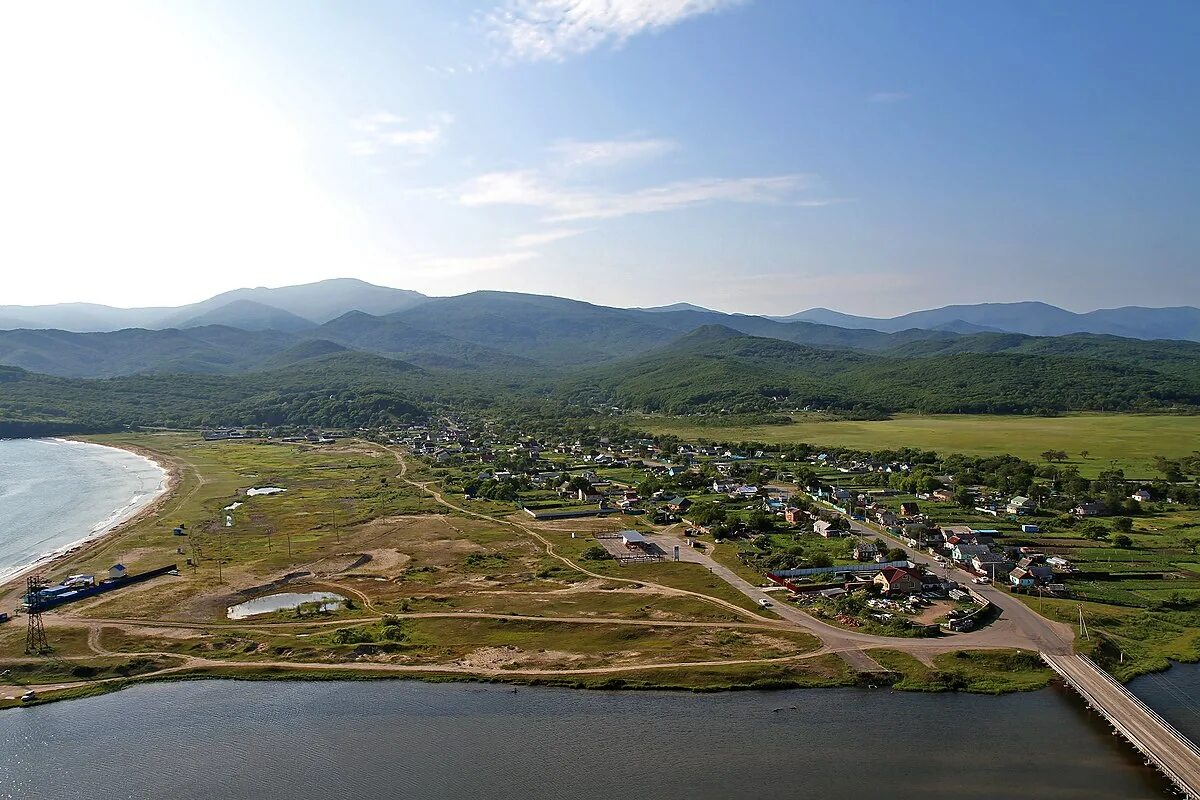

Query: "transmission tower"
left=25, top=575, right=50, bottom=654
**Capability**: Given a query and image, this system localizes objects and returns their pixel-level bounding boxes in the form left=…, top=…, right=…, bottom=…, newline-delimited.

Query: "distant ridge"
left=779, top=301, right=1200, bottom=342
left=0, top=278, right=428, bottom=332
left=631, top=302, right=718, bottom=314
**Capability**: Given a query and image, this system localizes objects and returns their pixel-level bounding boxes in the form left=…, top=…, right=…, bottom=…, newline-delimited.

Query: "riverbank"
left=0, top=438, right=175, bottom=588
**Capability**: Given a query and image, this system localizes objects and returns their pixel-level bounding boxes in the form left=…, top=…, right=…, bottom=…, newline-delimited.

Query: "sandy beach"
left=0, top=438, right=178, bottom=592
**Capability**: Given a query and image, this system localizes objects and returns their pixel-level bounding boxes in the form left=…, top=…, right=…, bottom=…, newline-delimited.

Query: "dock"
left=1043, top=652, right=1200, bottom=799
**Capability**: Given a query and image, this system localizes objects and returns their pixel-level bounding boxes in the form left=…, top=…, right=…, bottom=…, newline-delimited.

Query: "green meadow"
left=642, top=413, right=1200, bottom=478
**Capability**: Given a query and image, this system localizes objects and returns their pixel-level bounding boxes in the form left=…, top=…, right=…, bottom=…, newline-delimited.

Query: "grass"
left=642, top=412, right=1200, bottom=478
left=868, top=649, right=1053, bottom=693
left=1016, top=595, right=1200, bottom=681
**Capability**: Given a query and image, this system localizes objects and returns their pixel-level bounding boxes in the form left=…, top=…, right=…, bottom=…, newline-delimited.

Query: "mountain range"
left=0, top=278, right=427, bottom=332
left=780, top=301, right=1200, bottom=341
left=3, top=279, right=1200, bottom=433
left=3, top=280, right=1199, bottom=343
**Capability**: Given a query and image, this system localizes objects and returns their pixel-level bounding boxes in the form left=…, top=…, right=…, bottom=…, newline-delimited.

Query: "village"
left=389, top=415, right=1200, bottom=640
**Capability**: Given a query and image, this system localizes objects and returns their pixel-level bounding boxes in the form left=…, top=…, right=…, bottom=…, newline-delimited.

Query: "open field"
left=0, top=434, right=861, bottom=706
left=642, top=413, right=1200, bottom=478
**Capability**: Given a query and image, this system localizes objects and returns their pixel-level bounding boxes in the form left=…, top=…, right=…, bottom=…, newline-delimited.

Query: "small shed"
left=108, top=563, right=128, bottom=580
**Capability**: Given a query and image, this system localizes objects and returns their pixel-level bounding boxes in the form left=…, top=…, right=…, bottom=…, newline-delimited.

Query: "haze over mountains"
left=3, top=279, right=1198, bottom=343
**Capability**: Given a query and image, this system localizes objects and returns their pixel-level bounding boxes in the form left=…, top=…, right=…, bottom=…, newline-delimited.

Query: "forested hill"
left=561, top=327, right=1200, bottom=415
left=3, top=293, right=1200, bottom=432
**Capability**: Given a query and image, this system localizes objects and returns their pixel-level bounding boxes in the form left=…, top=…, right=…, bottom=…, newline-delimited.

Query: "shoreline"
left=0, top=438, right=178, bottom=591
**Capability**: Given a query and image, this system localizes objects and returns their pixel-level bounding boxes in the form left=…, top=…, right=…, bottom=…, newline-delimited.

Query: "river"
left=0, top=438, right=167, bottom=582
left=3, top=668, right=1196, bottom=800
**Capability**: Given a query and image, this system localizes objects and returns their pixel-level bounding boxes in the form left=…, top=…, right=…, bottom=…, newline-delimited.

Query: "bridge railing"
left=1043, top=652, right=1200, bottom=800
left=1075, top=654, right=1200, bottom=760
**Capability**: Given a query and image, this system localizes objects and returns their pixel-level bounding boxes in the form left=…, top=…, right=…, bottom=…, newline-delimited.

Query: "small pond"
left=227, top=591, right=344, bottom=620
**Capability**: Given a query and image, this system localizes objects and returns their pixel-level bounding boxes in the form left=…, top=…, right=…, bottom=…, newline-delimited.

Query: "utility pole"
left=1078, top=606, right=1090, bottom=641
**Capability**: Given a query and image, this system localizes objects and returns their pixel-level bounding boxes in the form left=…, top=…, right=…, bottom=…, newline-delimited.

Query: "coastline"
left=0, top=438, right=177, bottom=590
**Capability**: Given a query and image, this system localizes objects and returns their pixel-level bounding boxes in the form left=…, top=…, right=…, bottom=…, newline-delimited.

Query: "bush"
left=580, top=545, right=612, bottom=561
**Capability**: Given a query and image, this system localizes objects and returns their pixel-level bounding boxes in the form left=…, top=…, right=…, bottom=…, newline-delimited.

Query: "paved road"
left=1045, top=653, right=1200, bottom=798
left=836, top=514, right=1074, bottom=655
left=667, top=531, right=1057, bottom=658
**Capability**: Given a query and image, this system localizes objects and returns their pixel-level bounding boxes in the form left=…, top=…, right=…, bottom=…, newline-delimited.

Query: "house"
left=1073, top=501, right=1106, bottom=518
left=813, top=520, right=843, bottom=538
left=971, top=552, right=1014, bottom=579
left=873, top=509, right=899, bottom=528
left=951, top=543, right=993, bottom=564
left=854, top=541, right=880, bottom=562
left=874, top=566, right=923, bottom=595
left=1009, top=562, right=1055, bottom=588
left=578, top=485, right=605, bottom=504
left=1131, top=489, right=1153, bottom=503
left=667, top=496, right=692, bottom=513
left=784, top=508, right=805, bottom=525
left=1006, top=496, right=1037, bottom=515
left=899, top=501, right=921, bottom=517
left=108, top=564, right=128, bottom=581
left=932, top=488, right=956, bottom=503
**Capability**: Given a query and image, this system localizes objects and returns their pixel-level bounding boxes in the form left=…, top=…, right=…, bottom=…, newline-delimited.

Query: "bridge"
left=1043, top=653, right=1200, bottom=799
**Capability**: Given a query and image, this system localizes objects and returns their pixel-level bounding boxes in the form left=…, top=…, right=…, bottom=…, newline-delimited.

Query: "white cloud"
left=348, top=111, right=453, bottom=157
left=510, top=228, right=586, bottom=247
left=488, top=0, right=749, bottom=62
left=868, top=91, right=911, bottom=103
left=550, top=136, right=676, bottom=168
left=460, top=170, right=810, bottom=221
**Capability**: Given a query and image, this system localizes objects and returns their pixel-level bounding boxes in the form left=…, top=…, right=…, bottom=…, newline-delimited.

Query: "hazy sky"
left=2, top=0, right=1198, bottom=315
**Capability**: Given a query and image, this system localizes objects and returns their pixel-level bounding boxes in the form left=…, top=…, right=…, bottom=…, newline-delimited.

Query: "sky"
left=1, top=0, right=1198, bottom=316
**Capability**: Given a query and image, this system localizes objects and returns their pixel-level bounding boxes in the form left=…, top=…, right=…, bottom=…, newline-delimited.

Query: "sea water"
left=0, top=438, right=167, bottom=581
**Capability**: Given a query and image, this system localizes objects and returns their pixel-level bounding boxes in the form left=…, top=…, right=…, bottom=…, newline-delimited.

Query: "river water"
left=3, top=668, right=1195, bottom=800
left=0, top=438, right=167, bottom=582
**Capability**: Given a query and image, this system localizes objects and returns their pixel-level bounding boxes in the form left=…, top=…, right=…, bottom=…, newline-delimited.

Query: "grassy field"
left=643, top=413, right=1200, bottom=477
left=0, top=433, right=846, bottom=705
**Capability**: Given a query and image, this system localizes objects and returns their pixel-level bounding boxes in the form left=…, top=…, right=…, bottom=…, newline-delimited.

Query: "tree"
left=747, top=510, right=775, bottom=532
left=1079, top=450, right=1089, bottom=459
left=953, top=487, right=974, bottom=508
left=809, top=553, right=833, bottom=568
left=1112, top=517, right=1134, bottom=533
left=580, top=545, right=612, bottom=561
left=1112, top=534, right=1133, bottom=549
left=885, top=547, right=908, bottom=562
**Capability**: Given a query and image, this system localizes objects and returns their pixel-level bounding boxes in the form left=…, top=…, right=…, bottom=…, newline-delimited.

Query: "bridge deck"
left=1043, top=653, right=1200, bottom=799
